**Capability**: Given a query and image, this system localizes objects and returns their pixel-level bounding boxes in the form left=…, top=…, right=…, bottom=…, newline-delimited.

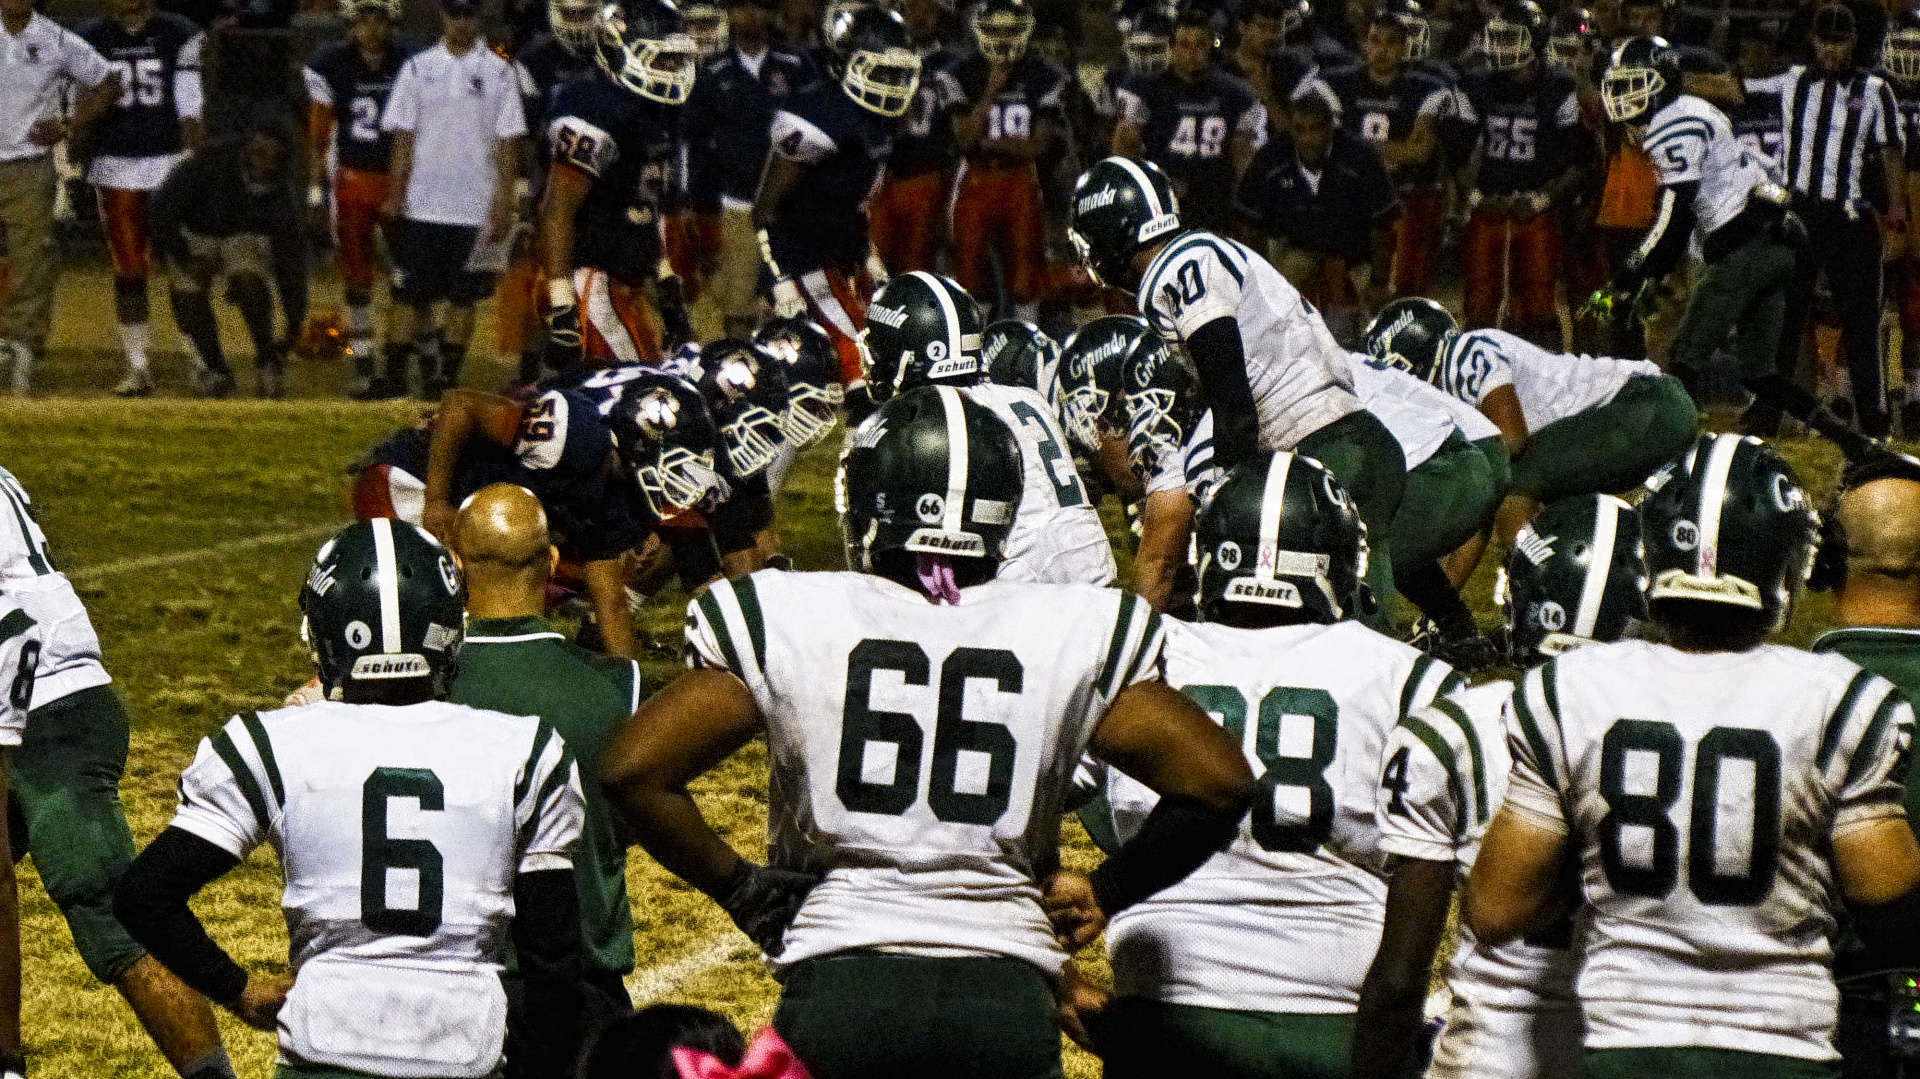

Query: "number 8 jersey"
left=686, top=570, right=1166, bottom=976
left=1500, top=640, right=1914, bottom=1062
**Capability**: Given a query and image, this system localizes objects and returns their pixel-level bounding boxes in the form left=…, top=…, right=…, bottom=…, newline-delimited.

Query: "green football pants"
left=12, top=683, right=144, bottom=983
left=1585, top=1047, right=1836, bottom=1079
left=774, top=952, right=1063, bottom=1079
left=1296, top=409, right=1407, bottom=632
left=1473, top=435, right=1511, bottom=503
left=1511, top=375, right=1698, bottom=503
left=1393, top=431, right=1501, bottom=570
left=1669, top=229, right=1799, bottom=381
left=1098, top=998, right=1355, bottom=1079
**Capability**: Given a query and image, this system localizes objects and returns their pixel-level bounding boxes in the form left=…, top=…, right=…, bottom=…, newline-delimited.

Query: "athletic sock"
left=181, top=1048, right=238, bottom=1079
left=118, top=321, right=151, bottom=373
left=346, top=302, right=376, bottom=375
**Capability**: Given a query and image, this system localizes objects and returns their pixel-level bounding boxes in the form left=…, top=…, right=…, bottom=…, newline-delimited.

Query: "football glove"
left=771, top=276, right=808, bottom=320
left=716, top=860, right=820, bottom=957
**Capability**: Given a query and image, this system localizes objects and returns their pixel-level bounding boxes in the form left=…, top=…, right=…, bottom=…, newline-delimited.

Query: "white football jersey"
left=1642, top=94, right=1776, bottom=237
left=1434, top=330, right=1659, bottom=435
left=1105, top=618, right=1458, bottom=1013
left=0, top=598, right=40, bottom=747
left=1378, top=681, right=1584, bottom=1079
left=0, top=466, right=110, bottom=708
left=964, top=383, right=1117, bottom=586
left=1502, top=642, right=1914, bottom=1061
left=1346, top=353, right=1455, bottom=469
left=687, top=571, right=1166, bottom=976
left=1144, top=410, right=1218, bottom=501
left=1136, top=232, right=1361, bottom=451
left=169, top=700, right=584, bottom=1078
left=1351, top=354, right=1500, bottom=444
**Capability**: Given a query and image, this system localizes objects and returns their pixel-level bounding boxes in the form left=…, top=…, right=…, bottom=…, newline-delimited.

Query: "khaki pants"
left=714, top=204, right=763, bottom=333
left=0, top=154, right=57, bottom=353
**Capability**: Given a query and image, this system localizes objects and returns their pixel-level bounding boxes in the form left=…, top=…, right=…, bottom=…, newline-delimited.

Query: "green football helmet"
left=859, top=271, right=984, bottom=401
left=1194, top=451, right=1368, bottom=625
left=1058, top=315, right=1165, bottom=454
left=1122, top=335, right=1200, bottom=480
left=838, top=386, right=1025, bottom=568
left=1363, top=297, right=1457, bottom=382
left=982, top=319, right=1062, bottom=409
left=1068, top=156, right=1182, bottom=288
left=1640, top=433, right=1818, bottom=627
left=299, top=518, right=466, bottom=699
left=1502, top=494, right=1649, bottom=663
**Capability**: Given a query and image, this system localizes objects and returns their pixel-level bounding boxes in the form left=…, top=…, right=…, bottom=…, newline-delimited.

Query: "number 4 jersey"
left=686, top=571, right=1166, bottom=976
left=168, top=700, right=585, bottom=1078
left=1501, top=641, right=1914, bottom=1061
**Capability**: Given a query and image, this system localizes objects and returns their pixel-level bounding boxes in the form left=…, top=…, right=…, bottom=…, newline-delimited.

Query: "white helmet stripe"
left=908, top=270, right=963, bottom=380
left=936, top=385, right=969, bottom=533
left=1574, top=494, right=1626, bottom=640
left=1107, top=155, right=1165, bottom=220
left=369, top=517, right=403, bottom=654
left=1696, top=433, right=1741, bottom=578
left=1255, top=452, right=1293, bottom=579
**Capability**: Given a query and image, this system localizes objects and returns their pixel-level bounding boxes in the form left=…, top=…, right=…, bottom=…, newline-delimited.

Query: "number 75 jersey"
left=686, top=570, right=1166, bottom=976
left=1500, top=640, right=1914, bottom=1061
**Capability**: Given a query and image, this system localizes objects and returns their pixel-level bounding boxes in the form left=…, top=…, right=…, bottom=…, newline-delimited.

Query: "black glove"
left=545, top=300, right=583, bottom=368
left=715, top=860, right=820, bottom=957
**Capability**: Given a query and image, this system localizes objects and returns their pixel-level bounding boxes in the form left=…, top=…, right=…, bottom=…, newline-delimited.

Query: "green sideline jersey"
left=1813, top=627, right=1920, bottom=820
left=450, top=615, right=642, bottom=975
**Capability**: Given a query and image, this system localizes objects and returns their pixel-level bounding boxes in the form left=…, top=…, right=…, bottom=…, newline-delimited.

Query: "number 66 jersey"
left=1500, top=641, right=1914, bottom=1062
left=686, top=571, right=1166, bottom=976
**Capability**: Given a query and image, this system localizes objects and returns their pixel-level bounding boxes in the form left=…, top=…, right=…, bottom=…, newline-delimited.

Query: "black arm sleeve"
left=511, top=868, right=584, bottom=1078
left=1184, top=316, right=1261, bottom=470
left=112, top=827, right=247, bottom=1004
left=1628, top=183, right=1699, bottom=285
left=1088, top=794, right=1246, bottom=915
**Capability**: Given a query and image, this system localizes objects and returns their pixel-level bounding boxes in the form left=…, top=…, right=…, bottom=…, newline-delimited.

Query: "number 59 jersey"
left=687, top=571, right=1166, bottom=976
left=1104, top=618, right=1457, bottom=1014
left=168, top=700, right=585, bottom=1079
left=1501, top=641, right=1914, bottom=1061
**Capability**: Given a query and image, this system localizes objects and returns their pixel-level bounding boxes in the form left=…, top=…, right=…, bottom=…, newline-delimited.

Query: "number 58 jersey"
left=687, top=571, right=1166, bottom=976
left=168, top=700, right=585, bottom=1079
left=1501, top=641, right=1914, bottom=1061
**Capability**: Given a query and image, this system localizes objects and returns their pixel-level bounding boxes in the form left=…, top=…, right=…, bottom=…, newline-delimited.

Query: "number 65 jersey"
left=1501, top=641, right=1914, bottom=1062
left=687, top=571, right=1166, bottom=977
left=168, top=701, right=585, bottom=1078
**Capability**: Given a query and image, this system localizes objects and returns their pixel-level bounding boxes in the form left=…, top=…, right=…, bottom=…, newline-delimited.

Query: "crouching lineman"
left=1080, top=451, right=1460, bottom=1078
left=1469, top=434, right=1920, bottom=1079
left=114, top=519, right=587, bottom=1079
left=1355, top=493, right=1653, bottom=1079
left=600, top=387, right=1258, bottom=1079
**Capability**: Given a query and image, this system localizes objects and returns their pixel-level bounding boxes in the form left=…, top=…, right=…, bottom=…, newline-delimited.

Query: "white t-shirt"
left=381, top=42, right=526, bottom=227
left=0, top=13, right=111, bottom=162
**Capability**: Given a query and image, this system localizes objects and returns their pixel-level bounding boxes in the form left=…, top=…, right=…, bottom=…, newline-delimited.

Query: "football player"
left=754, top=316, right=845, bottom=496
left=0, top=592, right=37, bottom=1079
left=755, top=6, right=921, bottom=393
left=981, top=318, right=1061, bottom=407
left=939, top=0, right=1063, bottom=323
left=867, top=0, right=961, bottom=277
left=1086, top=451, right=1460, bottom=1077
left=1092, top=4, right=1172, bottom=148
left=539, top=0, right=698, bottom=374
left=0, top=466, right=234, bottom=1079
left=1364, top=297, right=1696, bottom=547
left=599, top=386, right=1257, bottom=1079
left=303, top=0, right=417, bottom=394
left=1068, top=154, right=1406, bottom=627
left=859, top=271, right=1117, bottom=585
left=1448, top=0, right=1591, bottom=348
left=114, top=520, right=587, bottom=1079
left=679, top=338, right=792, bottom=575
left=1468, top=434, right=1920, bottom=1079
left=76, top=0, right=204, bottom=398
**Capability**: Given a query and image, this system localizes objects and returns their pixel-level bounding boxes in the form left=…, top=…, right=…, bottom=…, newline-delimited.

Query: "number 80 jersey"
left=1500, top=640, right=1914, bottom=1062
left=687, top=571, right=1166, bottom=976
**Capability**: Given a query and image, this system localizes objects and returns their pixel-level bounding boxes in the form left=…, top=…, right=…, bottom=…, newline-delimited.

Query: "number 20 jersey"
left=686, top=571, right=1166, bottom=976
left=168, top=700, right=584, bottom=1078
left=1105, top=618, right=1457, bottom=1013
left=1501, top=641, right=1914, bottom=1061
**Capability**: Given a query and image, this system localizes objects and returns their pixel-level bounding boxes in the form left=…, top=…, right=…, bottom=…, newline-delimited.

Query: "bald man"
left=445, top=484, right=644, bottom=1065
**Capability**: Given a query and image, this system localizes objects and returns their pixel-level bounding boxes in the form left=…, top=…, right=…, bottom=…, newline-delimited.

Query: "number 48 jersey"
left=1501, top=641, right=1914, bottom=1062
left=168, top=700, right=584, bottom=1079
left=687, top=571, right=1166, bottom=976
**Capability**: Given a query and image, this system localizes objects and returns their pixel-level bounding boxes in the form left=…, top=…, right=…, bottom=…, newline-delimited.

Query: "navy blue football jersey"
left=685, top=46, right=817, bottom=204
left=890, top=43, right=962, bottom=176
left=78, top=13, right=203, bottom=159
left=940, top=51, right=1068, bottom=162
left=1114, top=68, right=1265, bottom=229
left=1450, top=66, right=1589, bottom=195
left=546, top=74, right=681, bottom=283
left=1728, top=78, right=1787, bottom=168
left=764, top=81, right=894, bottom=275
left=303, top=36, right=423, bottom=172
left=518, top=33, right=596, bottom=140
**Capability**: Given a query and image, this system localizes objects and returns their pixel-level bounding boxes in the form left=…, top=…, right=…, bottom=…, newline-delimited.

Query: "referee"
left=1750, top=3, right=1907, bottom=439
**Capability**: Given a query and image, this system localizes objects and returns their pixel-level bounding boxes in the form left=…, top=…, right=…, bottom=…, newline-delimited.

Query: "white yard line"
left=67, top=524, right=339, bottom=583
left=625, top=936, right=749, bottom=1002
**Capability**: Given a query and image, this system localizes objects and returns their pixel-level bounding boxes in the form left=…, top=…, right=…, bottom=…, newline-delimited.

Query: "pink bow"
left=672, top=1029, right=813, bottom=1079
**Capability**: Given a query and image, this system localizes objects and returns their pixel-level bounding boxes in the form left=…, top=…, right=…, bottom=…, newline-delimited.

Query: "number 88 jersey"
left=1500, top=640, right=1914, bottom=1061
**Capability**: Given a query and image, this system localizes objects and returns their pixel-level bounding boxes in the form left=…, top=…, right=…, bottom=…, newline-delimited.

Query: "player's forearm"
left=306, top=104, right=333, bottom=172
left=583, top=558, right=638, bottom=659
left=1131, top=490, right=1193, bottom=612
left=70, top=79, right=120, bottom=130
left=385, top=131, right=415, bottom=208
left=537, top=179, right=585, bottom=280
left=424, top=396, right=480, bottom=509
left=112, top=827, right=248, bottom=1005
left=751, top=155, right=804, bottom=231
left=1885, top=151, right=1909, bottom=221
left=1353, top=857, right=1457, bottom=1079
left=494, top=135, right=524, bottom=204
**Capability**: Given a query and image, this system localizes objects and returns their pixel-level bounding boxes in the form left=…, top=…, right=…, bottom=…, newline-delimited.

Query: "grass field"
left=0, top=264, right=1857, bottom=1077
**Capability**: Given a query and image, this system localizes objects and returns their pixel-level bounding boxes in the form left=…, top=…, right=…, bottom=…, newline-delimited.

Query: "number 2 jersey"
left=962, top=382, right=1115, bottom=586
left=1501, top=642, right=1914, bottom=1060
left=1434, top=328, right=1659, bottom=434
left=686, top=571, right=1166, bottom=976
left=303, top=38, right=422, bottom=174
left=0, top=466, right=110, bottom=710
left=168, top=699, right=584, bottom=1078
left=1104, top=618, right=1457, bottom=1013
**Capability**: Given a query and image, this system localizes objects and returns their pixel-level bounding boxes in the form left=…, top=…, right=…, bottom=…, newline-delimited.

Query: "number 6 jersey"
left=168, top=700, right=584, bottom=1078
left=1500, top=641, right=1914, bottom=1061
left=686, top=570, right=1166, bottom=976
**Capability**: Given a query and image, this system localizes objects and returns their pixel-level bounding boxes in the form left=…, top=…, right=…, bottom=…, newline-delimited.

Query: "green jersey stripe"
left=733, top=576, right=768, bottom=674
left=239, top=713, right=286, bottom=809
left=1400, top=655, right=1436, bottom=718
left=1400, top=714, right=1468, bottom=834
left=697, top=591, right=746, bottom=678
left=1097, top=593, right=1140, bottom=699
left=0, top=608, right=34, bottom=644
left=514, top=721, right=556, bottom=809
left=1513, top=669, right=1559, bottom=790
left=210, top=729, right=272, bottom=832
left=533, top=743, right=576, bottom=816
left=1168, top=234, right=1246, bottom=286
left=1118, top=610, right=1163, bottom=691
left=1845, top=686, right=1906, bottom=786
left=0, top=486, right=49, bottom=576
left=1819, top=670, right=1876, bottom=770
left=1541, top=660, right=1564, bottom=727
left=1431, top=696, right=1490, bottom=824
left=1439, top=670, right=1467, bottom=698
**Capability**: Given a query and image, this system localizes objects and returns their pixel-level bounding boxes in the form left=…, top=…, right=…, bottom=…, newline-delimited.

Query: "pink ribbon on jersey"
left=916, top=553, right=963, bottom=605
left=672, top=1029, right=813, bottom=1079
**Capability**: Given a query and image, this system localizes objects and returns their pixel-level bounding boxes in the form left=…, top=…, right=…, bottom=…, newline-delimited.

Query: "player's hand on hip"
left=1053, top=958, right=1111, bottom=1055
left=771, top=276, right=808, bottom=319
left=228, top=972, right=294, bottom=1031
left=716, top=860, right=822, bottom=958
left=1041, top=869, right=1107, bottom=952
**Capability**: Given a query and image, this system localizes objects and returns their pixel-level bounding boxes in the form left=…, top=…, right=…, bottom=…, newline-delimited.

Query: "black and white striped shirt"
left=1747, top=66, right=1904, bottom=206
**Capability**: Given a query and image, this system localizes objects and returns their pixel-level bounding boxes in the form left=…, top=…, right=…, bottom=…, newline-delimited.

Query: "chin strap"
left=915, top=553, right=963, bottom=605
